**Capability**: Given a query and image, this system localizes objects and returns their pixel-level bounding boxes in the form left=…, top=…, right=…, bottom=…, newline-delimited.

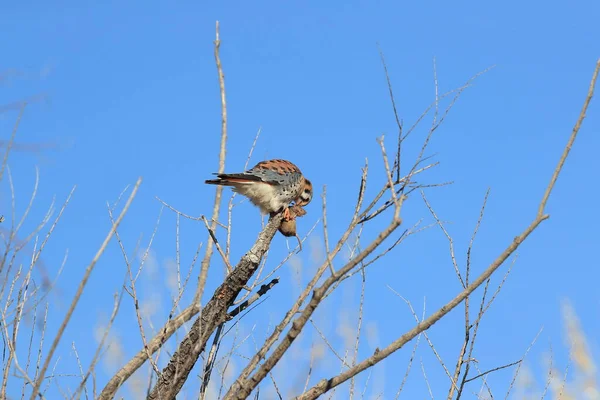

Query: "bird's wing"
left=205, top=159, right=303, bottom=186
left=247, top=159, right=303, bottom=186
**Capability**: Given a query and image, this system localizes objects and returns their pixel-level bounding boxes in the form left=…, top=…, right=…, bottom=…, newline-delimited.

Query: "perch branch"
left=147, top=213, right=284, bottom=399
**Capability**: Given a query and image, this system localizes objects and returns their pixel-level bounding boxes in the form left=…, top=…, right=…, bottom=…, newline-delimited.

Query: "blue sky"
left=2, top=1, right=599, bottom=398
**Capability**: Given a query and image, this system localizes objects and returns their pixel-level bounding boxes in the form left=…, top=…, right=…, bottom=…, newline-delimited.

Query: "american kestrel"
left=205, top=159, right=312, bottom=221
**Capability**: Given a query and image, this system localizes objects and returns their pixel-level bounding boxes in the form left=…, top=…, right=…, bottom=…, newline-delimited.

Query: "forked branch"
left=146, top=213, right=284, bottom=399
left=296, top=58, right=600, bottom=400
left=100, top=21, right=230, bottom=399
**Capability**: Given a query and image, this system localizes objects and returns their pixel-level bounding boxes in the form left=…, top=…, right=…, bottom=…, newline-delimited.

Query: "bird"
left=205, top=159, right=312, bottom=221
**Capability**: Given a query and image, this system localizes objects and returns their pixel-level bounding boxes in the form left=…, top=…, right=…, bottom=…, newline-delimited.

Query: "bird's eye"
left=304, top=189, right=311, bottom=194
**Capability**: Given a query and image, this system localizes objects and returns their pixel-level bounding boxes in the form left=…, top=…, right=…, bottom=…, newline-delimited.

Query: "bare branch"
left=394, top=333, right=421, bottom=399
left=295, top=59, right=599, bottom=400
left=464, top=360, right=521, bottom=384
left=225, top=196, right=405, bottom=399
left=387, top=287, right=458, bottom=394
left=202, top=215, right=233, bottom=275
left=195, top=19, right=229, bottom=303
left=146, top=213, right=284, bottom=399
left=421, top=190, right=464, bottom=288
left=537, top=59, right=599, bottom=219
left=100, top=23, right=232, bottom=399
left=349, top=267, right=366, bottom=398
left=0, top=103, right=26, bottom=183
left=99, top=303, right=199, bottom=398
left=504, top=327, right=544, bottom=399
left=30, top=178, right=141, bottom=400
left=377, top=44, right=403, bottom=182
left=321, top=186, right=335, bottom=276
left=228, top=278, right=280, bottom=319
left=421, top=358, right=434, bottom=400
left=73, top=290, right=124, bottom=400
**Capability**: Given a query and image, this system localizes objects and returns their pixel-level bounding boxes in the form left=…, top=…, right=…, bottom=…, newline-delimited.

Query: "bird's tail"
left=205, top=179, right=224, bottom=185
left=205, top=173, right=262, bottom=185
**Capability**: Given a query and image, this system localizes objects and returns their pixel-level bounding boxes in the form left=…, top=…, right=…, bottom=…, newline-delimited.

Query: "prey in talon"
left=205, top=159, right=312, bottom=221
left=272, top=205, right=307, bottom=252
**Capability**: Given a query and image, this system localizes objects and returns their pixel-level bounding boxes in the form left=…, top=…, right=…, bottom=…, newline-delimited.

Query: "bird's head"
left=296, top=178, right=313, bottom=207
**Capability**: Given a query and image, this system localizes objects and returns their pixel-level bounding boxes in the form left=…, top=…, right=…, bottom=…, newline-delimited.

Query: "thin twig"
left=377, top=44, right=403, bottom=182
left=30, top=178, right=141, bottom=400
left=504, top=327, right=544, bottom=399
left=202, top=215, right=233, bottom=274
left=72, top=289, right=124, bottom=400
left=464, top=360, right=521, bottom=383
left=310, top=320, right=349, bottom=367
left=421, top=189, right=464, bottom=288
left=387, top=287, right=458, bottom=394
left=351, top=266, right=369, bottom=398
left=296, top=61, right=599, bottom=398
left=421, top=358, right=434, bottom=400
left=321, top=186, right=335, bottom=276
left=394, top=333, right=421, bottom=399
left=0, top=103, right=26, bottom=183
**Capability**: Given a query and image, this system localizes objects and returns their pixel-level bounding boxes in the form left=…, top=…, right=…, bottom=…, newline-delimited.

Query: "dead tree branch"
left=224, top=137, right=406, bottom=399
left=195, top=19, right=229, bottom=303
left=295, top=58, right=600, bottom=400
left=147, top=213, right=284, bottom=399
left=99, top=21, right=230, bottom=399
